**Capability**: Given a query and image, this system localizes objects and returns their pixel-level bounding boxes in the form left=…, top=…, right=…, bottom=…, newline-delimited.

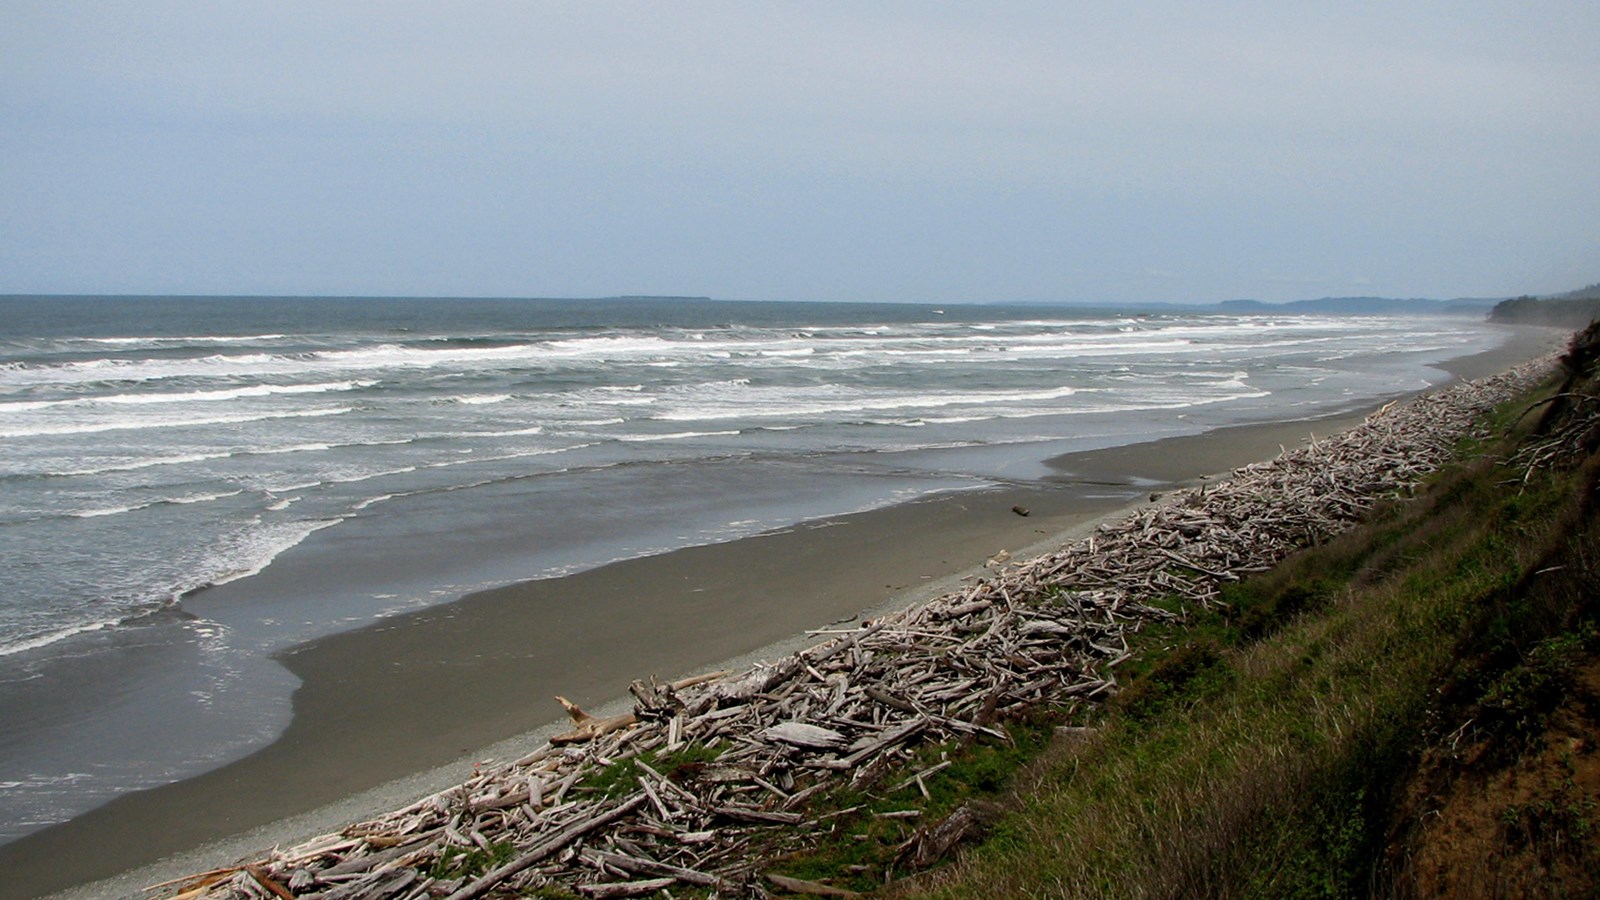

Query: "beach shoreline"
left=4, top=324, right=1563, bottom=900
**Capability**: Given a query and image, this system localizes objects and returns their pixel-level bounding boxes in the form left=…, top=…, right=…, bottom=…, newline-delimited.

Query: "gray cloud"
left=2, top=2, right=1596, bottom=301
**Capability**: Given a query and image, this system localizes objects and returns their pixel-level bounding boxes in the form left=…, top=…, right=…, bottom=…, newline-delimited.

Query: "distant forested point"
left=1489, top=286, right=1600, bottom=327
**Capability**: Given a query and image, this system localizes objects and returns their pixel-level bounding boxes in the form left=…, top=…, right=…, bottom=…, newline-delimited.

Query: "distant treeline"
left=1489, top=285, right=1600, bottom=327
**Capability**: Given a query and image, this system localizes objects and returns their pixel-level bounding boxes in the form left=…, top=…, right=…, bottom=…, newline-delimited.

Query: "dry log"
left=305, top=868, right=417, bottom=900
left=579, top=849, right=726, bottom=888
left=864, top=686, right=916, bottom=712
left=441, top=795, right=647, bottom=900
left=766, top=873, right=862, bottom=897
left=695, top=658, right=802, bottom=710
left=550, top=697, right=639, bottom=745
left=713, top=806, right=804, bottom=825
left=819, top=718, right=927, bottom=769
left=145, top=868, right=239, bottom=894
left=575, top=878, right=677, bottom=898
left=762, top=722, right=847, bottom=750
left=312, top=839, right=431, bottom=879
left=898, top=802, right=985, bottom=868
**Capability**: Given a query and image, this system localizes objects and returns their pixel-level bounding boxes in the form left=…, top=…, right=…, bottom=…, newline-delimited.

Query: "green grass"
left=1477, top=631, right=1590, bottom=752
left=768, top=710, right=1064, bottom=892
left=428, top=839, right=517, bottom=881
left=575, top=740, right=722, bottom=798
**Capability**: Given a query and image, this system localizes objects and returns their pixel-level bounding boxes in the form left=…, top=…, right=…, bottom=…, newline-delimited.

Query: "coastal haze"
left=0, top=295, right=1503, bottom=845
left=3, top=3, right=1599, bottom=897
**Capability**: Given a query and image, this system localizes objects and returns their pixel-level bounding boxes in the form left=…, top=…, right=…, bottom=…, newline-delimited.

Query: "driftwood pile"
left=1513, top=321, right=1600, bottom=475
left=1021, top=356, right=1554, bottom=610
left=158, top=355, right=1554, bottom=900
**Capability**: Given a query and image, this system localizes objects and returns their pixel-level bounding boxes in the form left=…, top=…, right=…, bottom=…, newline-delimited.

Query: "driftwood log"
left=155, top=354, right=1555, bottom=899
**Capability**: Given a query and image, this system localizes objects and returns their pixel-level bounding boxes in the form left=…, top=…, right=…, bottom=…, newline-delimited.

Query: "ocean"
left=0, top=295, right=1503, bottom=842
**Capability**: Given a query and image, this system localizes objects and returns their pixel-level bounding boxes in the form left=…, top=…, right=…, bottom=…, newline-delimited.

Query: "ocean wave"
left=82, top=334, right=289, bottom=346
left=445, top=393, right=512, bottom=405
left=311, top=343, right=547, bottom=369
left=449, top=425, right=545, bottom=438
left=917, top=414, right=1001, bottom=425
left=0, top=341, right=552, bottom=386
left=212, top=519, right=341, bottom=583
left=652, top=384, right=1082, bottom=422
left=0, top=514, right=348, bottom=657
left=0, top=615, right=129, bottom=657
left=540, top=335, right=682, bottom=356
left=832, top=338, right=1203, bottom=359
left=41, top=450, right=239, bottom=477
left=3, top=331, right=840, bottom=388
left=0, top=352, right=292, bottom=386
left=0, top=315, right=1420, bottom=392
left=66, top=489, right=247, bottom=519
left=70, top=501, right=158, bottom=519
left=421, top=443, right=596, bottom=468
left=0, top=594, right=198, bottom=658
left=0, top=380, right=374, bottom=412
left=616, top=430, right=742, bottom=442
left=345, top=449, right=597, bottom=510
left=257, top=437, right=420, bottom=455
left=169, top=489, right=246, bottom=505
left=0, top=406, right=352, bottom=438
left=33, top=438, right=415, bottom=478
left=264, top=464, right=421, bottom=493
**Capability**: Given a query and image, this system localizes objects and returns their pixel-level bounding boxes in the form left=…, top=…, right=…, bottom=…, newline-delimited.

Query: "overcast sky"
left=2, top=3, right=1596, bottom=304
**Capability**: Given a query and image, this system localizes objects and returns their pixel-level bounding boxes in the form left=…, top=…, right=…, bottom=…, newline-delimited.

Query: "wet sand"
left=4, top=324, right=1562, bottom=900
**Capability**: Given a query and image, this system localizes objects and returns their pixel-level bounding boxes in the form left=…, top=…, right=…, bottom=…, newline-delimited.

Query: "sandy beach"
left=1, top=325, right=1562, bottom=900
